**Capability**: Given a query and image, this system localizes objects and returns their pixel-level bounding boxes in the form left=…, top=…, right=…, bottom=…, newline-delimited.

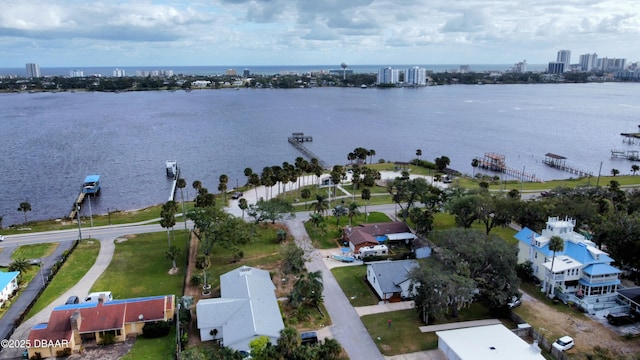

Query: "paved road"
left=286, top=219, right=385, bottom=360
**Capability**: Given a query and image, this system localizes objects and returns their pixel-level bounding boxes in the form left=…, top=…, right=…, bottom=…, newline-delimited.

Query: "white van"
left=84, top=291, right=113, bottom=303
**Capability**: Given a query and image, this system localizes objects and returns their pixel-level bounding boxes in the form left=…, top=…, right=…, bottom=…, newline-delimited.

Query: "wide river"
left=1, top=83, right=639, bottom=226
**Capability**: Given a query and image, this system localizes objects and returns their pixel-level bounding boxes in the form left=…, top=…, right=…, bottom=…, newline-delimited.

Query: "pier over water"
left=287, top=132, right=329, bottom=169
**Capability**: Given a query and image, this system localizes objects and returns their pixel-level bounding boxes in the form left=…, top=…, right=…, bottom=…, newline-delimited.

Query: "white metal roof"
left=437, top=324, right=545, bottom=360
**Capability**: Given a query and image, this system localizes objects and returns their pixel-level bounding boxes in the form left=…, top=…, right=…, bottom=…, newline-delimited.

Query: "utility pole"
left=76, top=204, right=82, bottom=240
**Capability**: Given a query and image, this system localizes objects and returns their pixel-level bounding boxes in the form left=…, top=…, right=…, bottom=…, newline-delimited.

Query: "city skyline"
left=1, top=0, right=639, bottom=68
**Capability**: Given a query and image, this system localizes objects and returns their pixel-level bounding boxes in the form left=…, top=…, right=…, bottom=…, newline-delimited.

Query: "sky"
left=1, top=0, right=639, bottom=68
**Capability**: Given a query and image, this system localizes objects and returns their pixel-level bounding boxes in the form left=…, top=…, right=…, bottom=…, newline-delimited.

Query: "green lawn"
left=11, top=243, right=59, bottom=260
left=331, top=265, right=378, bottom=307
left=121, top=327, right=176, bottom=360
left=90, top=231, right=188, bottom=298
left=26, top=239, right=101, bottom=319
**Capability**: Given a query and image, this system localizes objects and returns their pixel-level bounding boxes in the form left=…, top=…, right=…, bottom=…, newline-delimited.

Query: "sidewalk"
left=355, top=301, right=415, bottom=317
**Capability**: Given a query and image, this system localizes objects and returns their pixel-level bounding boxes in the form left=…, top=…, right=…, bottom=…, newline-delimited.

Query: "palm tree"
left=219, top=174, right=229, bottom=202
left=548, top=235, right=565, bottom=297
left=176, top=178, right=187, bottom=232
left=347, top=201, right=361, bottom=226
left=160, top=201, right=177, bottom=246
left=249, top=173, right=261, bottom=199
left=611, top=168, right=620, bottom=177
left=361, top=188, right=371, bottom=222
left=238, top=198, right=248, bottom=218
left=632, top=164, right=640, bottom=175
left=165, top=245, right=182, bottom=270
left=471, top=158, right=479, bottom=177
left=416, top=149, right=422, bottom=160
left=17, top=202, right=31, bottom=224
left=9, top=258, right=31, bottom=279
left=309, top=212, right=324, bottom=228
left=312, top=194, right=330, bottom=215
left=368, top=149, right=376, bottom=164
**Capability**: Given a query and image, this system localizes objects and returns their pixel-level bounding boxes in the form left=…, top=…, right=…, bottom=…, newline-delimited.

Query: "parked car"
left=507, top=296, right=522, bottom=309
left=231, top=192, right=244, bottom=199
left=65, top=296, right=79, bottom=305
left=552, top=336, right=574, bottom=351
left=607, top=312, right=636, bottom=326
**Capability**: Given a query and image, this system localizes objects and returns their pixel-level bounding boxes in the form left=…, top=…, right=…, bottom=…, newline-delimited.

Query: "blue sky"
left=1, top=0, right=639, bottom=68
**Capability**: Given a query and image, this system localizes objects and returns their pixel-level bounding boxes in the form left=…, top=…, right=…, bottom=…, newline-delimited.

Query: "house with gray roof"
left=196, top=266, right=285, bottom=352
left=366, top=260, right=419, bottom=303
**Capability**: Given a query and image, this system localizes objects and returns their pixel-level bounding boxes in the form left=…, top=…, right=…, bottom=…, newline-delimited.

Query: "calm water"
left=1, top=83, right=639, bottom=226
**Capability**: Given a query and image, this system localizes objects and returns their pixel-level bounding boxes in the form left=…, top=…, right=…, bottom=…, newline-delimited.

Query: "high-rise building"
left=113, top=68, right=126, bottom=77
left=69, top=70, right=84, bottom=78
left=547, top=62, right=565, bottom=74
left=405, top=66, right=427, bottom=86
left=579, top=53, right=598, bottom=72
left=556, top=50, right=571, bottom=72
left=513, top=60, right=528, bottom=73
left=377, top=67, right=399, bottom=85
left=25, top=63, right=41, bottom=78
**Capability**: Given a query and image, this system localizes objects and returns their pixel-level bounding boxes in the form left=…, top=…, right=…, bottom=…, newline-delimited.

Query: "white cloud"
left=0, top=0, right=638, bottom=67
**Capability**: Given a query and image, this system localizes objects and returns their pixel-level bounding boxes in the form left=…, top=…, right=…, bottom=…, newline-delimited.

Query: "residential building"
left=69, top=70, right=84, bottom=78
left=437, top=324, right=545, bottom=360
left=579, top=53, right=598, bottom=72
left=26, top=295, right=175, bottom=358
left=26, top=63, right=41, bottom=78
left=343, top=222, right=416, bottom=254
left=366, top=260, right=419, bottom=302
left=514, top=217, right=621, bottom=315
left=377, top=67, right=399, bottom=85
left=196, top=266, right=285, bottom=352
left=513, top=60, right=528, bottom=73
left=556, top=50, right=571, bottom=71
left=547, top=62, right=565, bottom=74
left=597, top=57, right=627, bottom=71
left=405, top=66, right=427, bottom=86
left=0, top=271, right=20, bottom=307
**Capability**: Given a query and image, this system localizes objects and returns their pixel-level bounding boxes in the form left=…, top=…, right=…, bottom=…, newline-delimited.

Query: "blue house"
left=514, top=217, right=622, bottom=315
left=0, top=271, right=20, bottom=307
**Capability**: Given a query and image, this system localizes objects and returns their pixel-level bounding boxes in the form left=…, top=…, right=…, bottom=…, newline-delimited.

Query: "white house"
left=437, top=324, right=545, bottom=360
left=514, top=216, right=622, bottom=315
left=0, top=271, right=20, bottom=306
left=366, top=260, right=419, bottom=302
left=196, top=266, right=285, bottom=352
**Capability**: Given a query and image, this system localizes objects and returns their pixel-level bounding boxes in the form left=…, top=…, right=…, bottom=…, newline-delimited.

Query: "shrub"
left=190, top=274, right=202, bottom=286
left=99, top=332, right=116, bottom=345
left=142, top=321, right=171, bottom=338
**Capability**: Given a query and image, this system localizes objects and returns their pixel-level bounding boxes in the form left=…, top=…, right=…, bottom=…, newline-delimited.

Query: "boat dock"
left=287, top=132, right=329, bottom=169
left=611, top=149, right=640, bottom=161
left=68, top=175, right=101, bottom=219
left=474, top=153, right=543, bottom=182
left=168, top=164, right=180, bottom=201
left=542, top=153, right=593, bottom=177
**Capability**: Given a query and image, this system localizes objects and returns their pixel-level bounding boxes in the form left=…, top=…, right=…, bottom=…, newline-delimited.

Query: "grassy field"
left=331, top=265, right=378, bottom=307
left=90, top=231, right=188, bottom=298
left=11, top=243, right=59, bottom=260
left=25, top=239, right=101, bottom=319
left=121, top=327, right=177, bottom=360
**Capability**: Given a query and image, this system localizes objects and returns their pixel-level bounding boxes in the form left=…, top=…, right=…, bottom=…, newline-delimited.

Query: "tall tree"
left=312, top=194, right=330, bottom=215
left=632, top=164, right=640, bottom=175
left=165, top=245, right=182, bottom=270
left=361, top=188, right=371, bottom=222
left=218, top=174, right=229, bottom=202
left=238, top=198, right=248, bottom=218
left=416, top=149, right=422, bottom=160
left=547, top=235, right=565, bottom=297
left=17, top=201, right=31, bottom=224
left=347, top=201, right=360, bottom=226
left=434, top=156, right=451, bottom=171
left=160, top=200, right=178, bottom=246
left=176, top=178, right=187, bottom=232
left=367, top=148, right=376, bottom=164
left=471, top=158, right=479, bottom=177
left=8, top=258, right=31, bottom=280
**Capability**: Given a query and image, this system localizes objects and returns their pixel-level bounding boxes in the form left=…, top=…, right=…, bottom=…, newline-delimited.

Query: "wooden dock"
left=68, top=192, right=86, bottom=219
left=288, top=132, right=328, bottom=169
left=474, top=152, right=543, bottom=182
left=168, top=167, right=180, bottom=201
left=611, top=149, right=640, bottom=161
left=542, top=153, right=593, bottom=177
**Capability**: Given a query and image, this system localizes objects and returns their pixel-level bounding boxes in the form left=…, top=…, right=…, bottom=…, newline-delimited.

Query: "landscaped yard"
left=331, top=265, right=378, bottom=307
left=304, top=211, right=391, bottom=249
left=91, top=231, right=189, bottom=298
left=25, top=239, right=100, bottom=319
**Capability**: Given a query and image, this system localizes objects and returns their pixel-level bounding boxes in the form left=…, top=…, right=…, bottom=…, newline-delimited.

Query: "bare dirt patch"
left=519, top=290, right=640, bottom=359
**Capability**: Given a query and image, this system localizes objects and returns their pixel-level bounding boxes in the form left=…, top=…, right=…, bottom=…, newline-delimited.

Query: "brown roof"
left=357, top=222, right=411, bottom=236
left=347, top=229, right=379, bottom=247
left=28, top=295, right=174, bottom=343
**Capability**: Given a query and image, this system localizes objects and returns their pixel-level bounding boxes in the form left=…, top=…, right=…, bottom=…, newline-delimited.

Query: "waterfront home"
left=343, top=222, right=416, bottom=254
left=514, top=216, right=622, bottom=315
left=0, top=271, right=19, bottom=307
left=26, top=295, right=175, bottom=358
left=196, top=266, right=284, bottom=352
left=366, top=260, right=419, bottom=302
